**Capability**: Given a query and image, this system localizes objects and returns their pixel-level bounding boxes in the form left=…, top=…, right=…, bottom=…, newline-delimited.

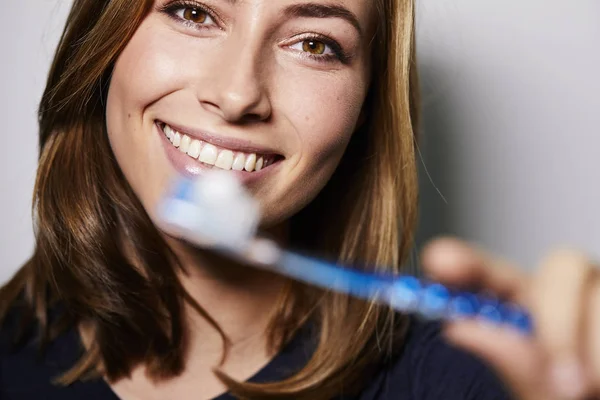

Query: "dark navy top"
left=1, top=309, right=512, bottom=400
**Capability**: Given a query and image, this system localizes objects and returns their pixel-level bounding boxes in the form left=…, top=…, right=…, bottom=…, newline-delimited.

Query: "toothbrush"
left=157, top=172, right=533, bottom=335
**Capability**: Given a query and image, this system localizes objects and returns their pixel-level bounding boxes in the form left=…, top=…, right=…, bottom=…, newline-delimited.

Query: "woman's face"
left=106, top=0, right=373, bottom=228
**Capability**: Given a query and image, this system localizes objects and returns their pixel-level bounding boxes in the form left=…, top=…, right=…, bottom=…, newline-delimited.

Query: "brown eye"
left=302, top=40, right=326, bottom=55
left=183, top=7, right=207, bottom=23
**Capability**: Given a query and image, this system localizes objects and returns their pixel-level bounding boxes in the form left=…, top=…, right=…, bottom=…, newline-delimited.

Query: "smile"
left=159, top=122, right=278, bottom=172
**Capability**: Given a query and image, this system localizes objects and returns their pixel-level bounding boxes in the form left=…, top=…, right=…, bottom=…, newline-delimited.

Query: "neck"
left=168, top=223, right=290, bottom=360
left=178, top=247, right=286, bottom=343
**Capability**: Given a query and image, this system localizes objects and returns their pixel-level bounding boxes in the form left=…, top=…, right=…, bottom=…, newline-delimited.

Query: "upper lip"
left=157, top=120, right=282, bottom=156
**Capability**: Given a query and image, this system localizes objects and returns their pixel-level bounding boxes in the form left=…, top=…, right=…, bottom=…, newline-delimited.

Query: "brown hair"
left=0, top=0, right=420, bottom=398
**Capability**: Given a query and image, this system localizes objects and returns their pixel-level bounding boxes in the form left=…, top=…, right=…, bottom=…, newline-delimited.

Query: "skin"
left=103, top=0, right=600, bottom=399
left=104, top=0, right=373, bottom=398
left=106, top=0, right=372, bottom=229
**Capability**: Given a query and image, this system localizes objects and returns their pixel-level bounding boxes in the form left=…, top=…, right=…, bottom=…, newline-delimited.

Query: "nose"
left=198, top=38, right=272, bottom=124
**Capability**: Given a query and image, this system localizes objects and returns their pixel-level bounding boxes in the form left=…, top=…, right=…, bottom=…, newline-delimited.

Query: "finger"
left=587, top=278, right=600, bottom=390
left=421, top=237, right=529, bottom=303
left=530, top=249, right=596, bottom=398
left=444, top=320, right=550, bottom=400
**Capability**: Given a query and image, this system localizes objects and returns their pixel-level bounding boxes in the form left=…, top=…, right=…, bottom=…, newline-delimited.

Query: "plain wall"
left=1, top=1, right=599, bottom=283
left=414, top=1, right=600, bottom=267
left=0, top=1, right=73, bottom=283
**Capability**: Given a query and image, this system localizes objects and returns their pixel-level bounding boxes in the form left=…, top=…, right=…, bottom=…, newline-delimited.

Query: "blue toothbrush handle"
left=389, top=277, right=533, bottom=334
left=158, top=176, right=533, bottom=335
left=278, top=251, right=533, bottom=335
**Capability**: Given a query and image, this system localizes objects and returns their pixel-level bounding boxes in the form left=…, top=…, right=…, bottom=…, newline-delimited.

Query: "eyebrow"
left=282, top=3, right=363, bottom=37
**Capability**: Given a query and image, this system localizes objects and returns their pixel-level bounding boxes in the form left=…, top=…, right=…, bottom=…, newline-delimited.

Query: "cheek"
left=105, top=21, right=185, bottom=214
left=259, top=69, right=367, bottom=225
left=283, top=71, right=364, bottom=164
left=108, top=22, right=186, bottom=118
left=287, top=68, right=365, bottom=169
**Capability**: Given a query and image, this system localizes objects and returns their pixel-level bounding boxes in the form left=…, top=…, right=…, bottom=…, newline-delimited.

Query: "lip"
left=157, top=119, right=281, bottom=156
left=156, top=122, right=282, bottom=183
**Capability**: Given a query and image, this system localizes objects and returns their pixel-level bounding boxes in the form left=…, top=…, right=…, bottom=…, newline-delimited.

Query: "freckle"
left=128, top=113, right=131, bottom=119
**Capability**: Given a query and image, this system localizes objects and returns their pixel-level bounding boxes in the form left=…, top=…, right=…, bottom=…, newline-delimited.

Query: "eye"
left=303, top=40, right=327, bottom=55
left=291, top=39, right=334, bottom=56
left=159, top=0, right=220, bottom=29
left=176, top=7, right=214, bottom=25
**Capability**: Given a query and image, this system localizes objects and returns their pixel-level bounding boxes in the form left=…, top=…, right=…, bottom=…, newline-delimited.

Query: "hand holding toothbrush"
left=422, top=238, right=600, bottom=400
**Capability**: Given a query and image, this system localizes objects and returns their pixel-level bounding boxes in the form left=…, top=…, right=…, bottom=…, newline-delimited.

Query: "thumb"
left=444, top=320, right=552, bottom=400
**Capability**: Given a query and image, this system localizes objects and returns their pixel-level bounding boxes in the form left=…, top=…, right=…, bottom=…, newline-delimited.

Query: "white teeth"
left=163, top=124, right=274, bottom=172
left=199, top=143, right=218, bottom=165
left=244, top=153, right=257, bottom=172
left=179, top=135, right=191, bottom=153
left=165, top=125, right=175, bottom=140
left=255, top=157, right=264, bottom=171
left=232, top=153, right=246, bottom=171
left=215, top=150, right=234, bottom=170
left=187, top=140, right=201, bottom=158
left=173, top=132, right=181, bottom=147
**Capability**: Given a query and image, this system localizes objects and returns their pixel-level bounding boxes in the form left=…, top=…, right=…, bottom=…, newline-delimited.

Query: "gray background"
left=1, top=1, right=599, bottom=283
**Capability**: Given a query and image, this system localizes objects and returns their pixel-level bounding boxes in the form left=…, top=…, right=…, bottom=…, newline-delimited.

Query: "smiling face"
left=106, top=0, right=374, bottom=230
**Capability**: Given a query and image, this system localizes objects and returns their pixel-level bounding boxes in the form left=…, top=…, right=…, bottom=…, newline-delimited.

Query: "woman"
left=1, top=0, right=598, bottom=399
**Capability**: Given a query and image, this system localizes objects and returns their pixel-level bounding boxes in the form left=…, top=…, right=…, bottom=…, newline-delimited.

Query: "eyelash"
left=159, top=0, right=220, bottom=31
left=292, top=34, right=349, bottom=64
left=158, top=0, right=349, bottom=64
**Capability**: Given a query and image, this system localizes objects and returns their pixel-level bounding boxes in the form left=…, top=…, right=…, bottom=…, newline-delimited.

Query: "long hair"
left=0, top=0, right=420, bottom=398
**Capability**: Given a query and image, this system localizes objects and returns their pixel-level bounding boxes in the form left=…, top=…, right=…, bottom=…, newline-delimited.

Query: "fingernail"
left=549, top=359, right=586, bottom=399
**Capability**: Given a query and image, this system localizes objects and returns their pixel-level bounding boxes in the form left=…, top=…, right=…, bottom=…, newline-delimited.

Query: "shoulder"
left=0, top=298, right=33, bottom=357
left=0, top=301, right=112, bottom=399
left=356, top=318, right=512, bottom=400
